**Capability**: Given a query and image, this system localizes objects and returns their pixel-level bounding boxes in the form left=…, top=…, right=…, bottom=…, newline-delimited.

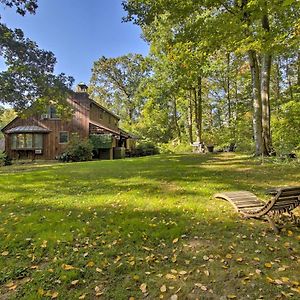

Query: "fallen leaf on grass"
left=51, top=292, right=59, bottom=299
left=160, top=285, right=167, bottom=292
left=227, top=295, right=237, bottom=299
left=79, top=294, right=86, bottom=299
left=86, top=261, right=95, bottom=267
left=178, top=270, right=187, bottom=275
left=170, top=295, right=178, bottom=300
left=264, top=263, right=272, bottom=268
left=140, top=283, right=147, bottom=293
left=62, top=264, right=77, bottom=270
left=166, top=274, right=176, bottom=280
left=195, top=283, right=208, bottom=291
left=172, top=238, right=179, bottom=244
left=95, top=286, right=102, bottom=296
left=71, top=280, right=79, bottom=286
left=1, top=251, right=9, bottom=256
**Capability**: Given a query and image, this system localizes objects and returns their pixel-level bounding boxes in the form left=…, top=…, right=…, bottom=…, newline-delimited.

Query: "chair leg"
left=265, top=215, right=280, bottom=234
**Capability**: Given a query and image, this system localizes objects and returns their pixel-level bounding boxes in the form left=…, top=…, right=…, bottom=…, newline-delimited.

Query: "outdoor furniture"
left=214, top=186, right=300, bottom=233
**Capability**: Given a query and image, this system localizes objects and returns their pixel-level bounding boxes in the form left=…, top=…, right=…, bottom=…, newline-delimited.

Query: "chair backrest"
left=272, top=186, right=300, bottom=211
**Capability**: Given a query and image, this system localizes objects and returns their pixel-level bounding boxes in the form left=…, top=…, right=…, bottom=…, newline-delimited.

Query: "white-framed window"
left=11, top=133, right=43, bottom=150
left=59, top=131, right=69, bottom=144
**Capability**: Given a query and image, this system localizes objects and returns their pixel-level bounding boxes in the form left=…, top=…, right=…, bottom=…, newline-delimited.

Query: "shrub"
left=0, top=152, right=12, bottom=166
left=159, top=142, right=193, bottom=154
left=135, top=140, right=159, bottom=156
left=59, top=134, right=93, bottom=162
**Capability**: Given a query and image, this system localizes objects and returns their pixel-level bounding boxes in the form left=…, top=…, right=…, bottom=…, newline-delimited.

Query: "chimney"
left=76, top=82, right=88, bottom=93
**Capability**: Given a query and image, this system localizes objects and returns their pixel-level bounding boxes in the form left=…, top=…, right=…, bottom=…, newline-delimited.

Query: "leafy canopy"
left=0, top=0, right=74, bottom=111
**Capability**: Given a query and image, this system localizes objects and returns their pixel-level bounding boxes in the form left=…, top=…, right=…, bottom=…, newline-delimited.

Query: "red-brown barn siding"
left=1, top=90, right=133, bottom=160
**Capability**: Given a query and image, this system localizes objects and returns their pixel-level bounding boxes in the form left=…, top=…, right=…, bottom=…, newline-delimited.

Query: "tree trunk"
left=298, top=52, right=300, bottom=86
left=193, top=77, right=202, bottom=143
left=286, top=62, right=294, bottom=101
left=261, top=53, right=272, bottom=155
left=274, top=58, right=281, bottom=114
left=188, top=90, right=193, bottom=144
left=226, top=52, right=232, bottom=126
left=248, top=50, right=264, bottom=156
left=172, top=96, right=181, bottom=142
left=197, top=76, right=203, bottom=142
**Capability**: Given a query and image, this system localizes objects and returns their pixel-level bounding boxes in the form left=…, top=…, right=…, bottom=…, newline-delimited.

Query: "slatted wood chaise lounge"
left=214, top=186, right=300, bottom=233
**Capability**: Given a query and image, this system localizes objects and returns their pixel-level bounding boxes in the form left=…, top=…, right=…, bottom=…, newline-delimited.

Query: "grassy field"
left=0, top=153, right=299, bottom=300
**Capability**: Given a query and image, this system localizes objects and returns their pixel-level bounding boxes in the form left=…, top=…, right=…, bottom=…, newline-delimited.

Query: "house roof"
left=5, top=126, right=51, bottom=134
left=72, top=92, right=120, bottom=120
left=89, top=120, right=120, bottom=135
left=120, top=129, right=139, bottom=139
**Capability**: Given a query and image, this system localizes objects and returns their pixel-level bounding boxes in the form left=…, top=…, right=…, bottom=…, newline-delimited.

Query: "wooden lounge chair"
left=214, top=186, right=300, bottom=233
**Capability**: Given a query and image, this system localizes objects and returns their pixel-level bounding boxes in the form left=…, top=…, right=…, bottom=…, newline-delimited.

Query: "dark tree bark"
left=172, top=96, right=181, bottom=142
left=188, top=90, right=193, bottom=144
left=226, top=52, right=232, bottom=126
left=261, top=53, right=272, bottom=155
left=248, top=50, right=264, bottom=156
left=193, top=76, right=202, bottom=143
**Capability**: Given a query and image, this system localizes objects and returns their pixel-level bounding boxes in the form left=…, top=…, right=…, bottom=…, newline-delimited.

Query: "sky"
left=0, top=0, right=149, bottom=86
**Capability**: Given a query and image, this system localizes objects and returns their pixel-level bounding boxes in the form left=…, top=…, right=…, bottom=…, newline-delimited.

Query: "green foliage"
left=0, top=106, right=17, bottom=138
left=90, top=54, right=151, bottom=125
left=89, top=134, right=113, bottom=149
left=135, top=140, right=159, bottom=156
left=0, top=0, right=38, bottom=16
left=60, top=134, right=93, bottom=162
left=272, top=101, right=300, bottom=154
left=159, top=142, right=193, bottom=154
left=0, top=152, right=12, bottom=166
left=0, top=2, right=74, bottom=111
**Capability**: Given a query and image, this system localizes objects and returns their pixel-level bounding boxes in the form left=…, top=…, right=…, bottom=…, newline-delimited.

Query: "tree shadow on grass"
left=1, top=198, right=299, bottom=300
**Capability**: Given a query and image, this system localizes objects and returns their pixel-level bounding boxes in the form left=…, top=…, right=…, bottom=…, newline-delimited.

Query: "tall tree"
left=0, top=0, right=73, bottom=111
left=122, top=0, right=300, bottom=155
left=90, top=54, right=151, bottom=125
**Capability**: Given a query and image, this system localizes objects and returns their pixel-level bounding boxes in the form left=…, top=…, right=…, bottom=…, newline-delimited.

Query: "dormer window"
left=49, top=106, right=58, bottom=119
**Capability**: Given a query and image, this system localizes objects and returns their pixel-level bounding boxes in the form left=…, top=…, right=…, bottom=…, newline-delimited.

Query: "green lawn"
left=0, top=153, right=299, bottom=300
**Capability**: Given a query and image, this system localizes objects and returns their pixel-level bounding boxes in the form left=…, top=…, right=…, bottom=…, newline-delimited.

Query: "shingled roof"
left=5, top=126, right=51, bottom=134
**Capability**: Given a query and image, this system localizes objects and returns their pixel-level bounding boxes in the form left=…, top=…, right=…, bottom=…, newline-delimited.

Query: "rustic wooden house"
left=1, top=83, right=136, bottom=160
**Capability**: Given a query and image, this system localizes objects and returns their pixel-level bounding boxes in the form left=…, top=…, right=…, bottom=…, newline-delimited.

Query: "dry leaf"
left=86, top=261, right=95, bottom=267
left=227, top=295, right=237, bottom=299
left=264, top=263, right=272, bottom=268
left=172, top=238, right=179, bottom=244
left=166, top=274, right=176, bottom=280
left=170, top=295, right=178, bottom=300
left=160, top=285, right=167, bottom=292
left=1, top=251, right=9, bottom=256
left=140, top=283, right=147, bottom=293
left=71, top=280, right=79, bottom=286
left=62, top=264, right=76, bottom=270
left=179, top=270, right=187, bottom=275
left=52, top=292, right=59, bottom=299
left=79, top=294, right=86, bottom=299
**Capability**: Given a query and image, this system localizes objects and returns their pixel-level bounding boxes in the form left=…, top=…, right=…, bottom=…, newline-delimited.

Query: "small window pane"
left=59, top=132, right=69, bottom=144
left=25, top=134, right=33, bottom=148
left=34, top=134, right=43, bottom=149
left=49, top=106, right=58, bottom=119
left=11, top=134, right=17, bottom=149
left=17, top=134, right=25, bottom=149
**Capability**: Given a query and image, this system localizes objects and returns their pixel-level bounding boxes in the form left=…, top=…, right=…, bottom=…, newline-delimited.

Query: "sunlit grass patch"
left=0, top=153, right=299, bottom=299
